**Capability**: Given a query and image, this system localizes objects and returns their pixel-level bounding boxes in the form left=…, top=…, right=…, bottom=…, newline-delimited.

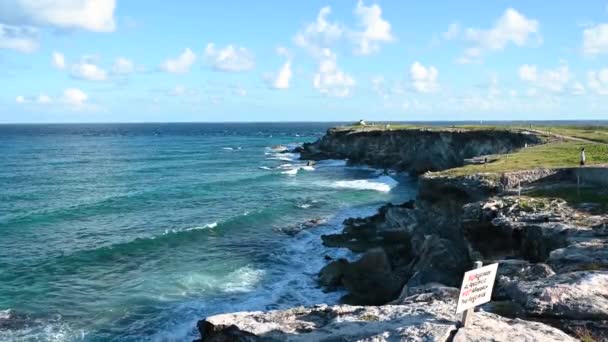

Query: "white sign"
left=456, top=263, right=499, bottom=313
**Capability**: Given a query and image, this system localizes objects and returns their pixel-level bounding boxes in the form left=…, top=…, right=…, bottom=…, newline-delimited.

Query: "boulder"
left=318, top=259, right=348, bottom=288
left=340, top=248, right=405, bottom=305
left=318, top=249, right=405, bottom=305
left=548, top=239, right=608, bottom=273
left=494, top=259, right=555, bottom=299
left=503, top=271, right=608, bottom=321
left=406, top=234, right=470, bottom=288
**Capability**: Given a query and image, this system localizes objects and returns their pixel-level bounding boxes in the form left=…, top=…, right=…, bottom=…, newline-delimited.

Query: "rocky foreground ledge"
left=196, top=286, right=576, bottom=341
left=195, top=125, right=608, bottom=341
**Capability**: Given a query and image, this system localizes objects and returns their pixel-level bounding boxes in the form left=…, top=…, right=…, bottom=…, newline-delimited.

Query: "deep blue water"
left=0, top=123, right=416, bottom=341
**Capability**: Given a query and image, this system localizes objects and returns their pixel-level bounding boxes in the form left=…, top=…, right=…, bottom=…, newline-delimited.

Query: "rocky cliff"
left=195, top=126, right=607, bottom=341
left=301, top=127, right=542, bottom=174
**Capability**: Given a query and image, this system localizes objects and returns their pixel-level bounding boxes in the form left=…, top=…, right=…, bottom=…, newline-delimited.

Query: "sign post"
left=456, top=261, right=499, bottom=327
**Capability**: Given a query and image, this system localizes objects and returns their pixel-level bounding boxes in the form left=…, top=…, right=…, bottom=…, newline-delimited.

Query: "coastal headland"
left=196, top=123, right=608, bottom=341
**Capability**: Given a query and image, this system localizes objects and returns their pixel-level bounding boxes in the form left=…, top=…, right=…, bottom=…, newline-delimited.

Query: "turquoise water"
left=0, top=123, right=415, bottom=341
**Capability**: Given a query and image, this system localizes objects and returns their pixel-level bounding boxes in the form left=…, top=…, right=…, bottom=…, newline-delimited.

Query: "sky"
left=1, top=0, right=608, bottom=123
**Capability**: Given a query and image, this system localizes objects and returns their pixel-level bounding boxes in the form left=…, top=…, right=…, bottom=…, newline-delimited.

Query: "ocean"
left=0, top=123, right=416, bottom=341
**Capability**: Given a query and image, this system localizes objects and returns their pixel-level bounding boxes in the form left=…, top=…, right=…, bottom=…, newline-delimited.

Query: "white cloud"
left=233, top=87, right=247, bottom=96
left=370, top=76, right=404, bottom=99
left=587, top=68, right=608, bottom=95
left=52, top=51, right=66, bottom=69
left=447, top=8, right=540, bottom=63
left=583, top=23, right=608, bottom=56
left=16, top=89, right=87, bottom=106
left=518, top=64, right=570, bottom=93
left=266, top=48, right=293, bottom=90
left=295, top=2, right=393, bottom=56
left=371, top=75, right=387, bottom=97
left=518, top=64, right=537, bottom=81
left=487, top=73, right=500, bottom=98
left=112, top=57, right=134, bottom=74
left=410, top=61, right=439, bottom=93
left=294, top=6, right=343, bottom=56
left=443, top=23, right=461, bottom=40
left=313, top=49, right=355, bottom=97
left=0, top=24, right=37, bottom=52
left=351, top=0, right=394, bottom=55
left=204, top=43, right=255, bottom=72
left=276, top=46, right=291, bottom=59
left=160, top=48, right=197, bottom=74
left=0, top=0, right=116, bottom=32
left=62, top=88, right=88, bottom=105
left=37, top=94, right=52, bottom=103
left=571, top=81, right=585, bottom=95
left=268, top=61, right=292, bottom=89
left=71, top=61, right=107, bottom=81
left=170, top=85, right=187, bottom=96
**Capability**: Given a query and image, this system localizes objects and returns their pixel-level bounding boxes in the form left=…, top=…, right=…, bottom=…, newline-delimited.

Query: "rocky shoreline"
left=196, top=126, right=608, bottom=341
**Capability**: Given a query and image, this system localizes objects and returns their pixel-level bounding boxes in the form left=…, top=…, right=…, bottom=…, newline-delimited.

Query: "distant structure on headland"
left=358, top=119, right=367, bottom=126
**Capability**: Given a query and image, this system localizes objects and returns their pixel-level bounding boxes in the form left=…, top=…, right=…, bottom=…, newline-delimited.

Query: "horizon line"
left=2, top=119, right=608, bottom=125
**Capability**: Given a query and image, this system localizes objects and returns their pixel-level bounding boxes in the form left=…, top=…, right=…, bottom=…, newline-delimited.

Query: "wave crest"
left=332, top=175, right=398, bottom=192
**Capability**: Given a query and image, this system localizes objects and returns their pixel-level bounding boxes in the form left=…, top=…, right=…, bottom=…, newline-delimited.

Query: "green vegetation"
left=336, top=123, right=608, bottom=143
left=441, top=142, right=608, bottom=176
left=575, top=328, right=598, bottom=342
left=335, top=123, right=608, bottom=176
left=527, top=186, right=608, bottom=211
left=521, top=125, right=608, bottom=144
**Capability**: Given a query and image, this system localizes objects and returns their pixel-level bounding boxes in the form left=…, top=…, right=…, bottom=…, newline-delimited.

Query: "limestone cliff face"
left=301, top=128, right=542, bottom=174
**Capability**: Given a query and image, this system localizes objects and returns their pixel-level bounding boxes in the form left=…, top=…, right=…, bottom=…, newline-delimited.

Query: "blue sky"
left=1, top=0, right=608, bottom=123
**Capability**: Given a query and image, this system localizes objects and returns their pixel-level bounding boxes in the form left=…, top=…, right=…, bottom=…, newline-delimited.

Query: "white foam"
left=281, top=168, right=298, bottom=176
left=266, top=155, right=295, bottom=162
left=222, top=147, right=234, bottom=150
left=332, top=175, right=398, bottom=192
left=193, top=222, right=218, bottom=230
left=0, top=313, right=83, bottom=342
left=258, top=166, right=273, bottom=170
left=266, top=145, right=289, bottom=152
left=164, top=222, right=218, bottom=235
left=300, top=165, right=315, bottom=171
left=277, top=163, right=294, bottom=170
left=315, top=159, right=347, bottom=167
left=223, top=266, right=266, bottom=293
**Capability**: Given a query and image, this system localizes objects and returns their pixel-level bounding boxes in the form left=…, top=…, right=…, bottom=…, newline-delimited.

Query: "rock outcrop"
left=318, top=248, right=405, bottom=305
left=301, top=127, right=542, bottom=174
left=452, top=313, right=576, bottom=342
left=197, top=287, right=576, bottom=342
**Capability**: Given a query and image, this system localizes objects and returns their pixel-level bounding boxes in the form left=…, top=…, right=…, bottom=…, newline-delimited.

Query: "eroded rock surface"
left=453, top=313, right=576, bottom=342
left=503, top=271, right=608, bottom=321
left=197, top=288, right=576, bottom=342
